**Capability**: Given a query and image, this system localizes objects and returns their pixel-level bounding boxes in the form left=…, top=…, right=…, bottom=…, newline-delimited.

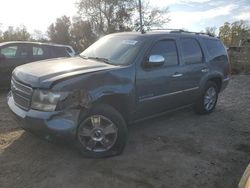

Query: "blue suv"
left=8, top=30, right=230, bottom=157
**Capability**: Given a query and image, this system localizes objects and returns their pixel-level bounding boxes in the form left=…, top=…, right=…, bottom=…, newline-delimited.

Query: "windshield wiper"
left=87, top=57, right=112, bottom=65
left=79, top=55, right=114, bottom=65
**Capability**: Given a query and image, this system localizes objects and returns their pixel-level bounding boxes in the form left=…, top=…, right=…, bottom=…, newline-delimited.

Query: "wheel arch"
left=200, top=72, right=223, bottom=92
left=208, top=77, right=222, bottom=92
left=78, top=93, right=132, bottom=124
left=92, top=94, right=131, bottom=123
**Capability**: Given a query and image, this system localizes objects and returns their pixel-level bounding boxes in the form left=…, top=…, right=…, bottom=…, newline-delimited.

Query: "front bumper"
left=7, top=93, right=80, bottom=141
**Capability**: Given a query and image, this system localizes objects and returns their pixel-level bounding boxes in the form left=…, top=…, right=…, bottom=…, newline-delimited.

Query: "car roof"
left=0, top=41, right=74, bottom=48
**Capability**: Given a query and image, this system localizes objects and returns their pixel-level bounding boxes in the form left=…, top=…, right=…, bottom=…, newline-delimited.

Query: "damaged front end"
left=7, top=88, right=93, bottom=141
left=8, top=59, right=135, bottom=141
left=55, top=90, right=91, bottom=111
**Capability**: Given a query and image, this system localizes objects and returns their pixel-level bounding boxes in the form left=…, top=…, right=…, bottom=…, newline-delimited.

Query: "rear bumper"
left=7, top=93, right=80, bottom=141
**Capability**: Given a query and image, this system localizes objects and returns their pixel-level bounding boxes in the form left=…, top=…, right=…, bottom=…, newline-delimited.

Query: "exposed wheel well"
left=93, top=95, right=130, bottom=123
left=209, top=77, right=222, bottom=92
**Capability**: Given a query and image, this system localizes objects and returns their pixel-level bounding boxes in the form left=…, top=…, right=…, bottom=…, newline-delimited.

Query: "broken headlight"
left=31, top=90, right=67, bottom=112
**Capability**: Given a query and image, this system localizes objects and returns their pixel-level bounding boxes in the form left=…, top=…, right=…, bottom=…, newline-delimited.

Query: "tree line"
left=0, top=0, right=249, bottom=52
left=0, top=0, right=169, bottom=53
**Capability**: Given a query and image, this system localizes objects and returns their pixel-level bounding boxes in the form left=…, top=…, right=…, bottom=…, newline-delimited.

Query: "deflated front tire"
left=77, top=104, right=127, bottom=158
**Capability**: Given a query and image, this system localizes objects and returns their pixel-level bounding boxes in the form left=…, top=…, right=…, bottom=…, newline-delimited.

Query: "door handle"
left=172, top=73, right=183, bottom=78
left=201, top=68, right=209, bottom=73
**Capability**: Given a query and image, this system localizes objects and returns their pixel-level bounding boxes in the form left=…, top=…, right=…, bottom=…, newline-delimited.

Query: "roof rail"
left=149, top=28, right=215, bottom=37
left=173, top=30, right=215, bottom=37
left=150, top=28, right=185, bottom=32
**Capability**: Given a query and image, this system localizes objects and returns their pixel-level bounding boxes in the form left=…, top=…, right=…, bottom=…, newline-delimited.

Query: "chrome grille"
left=11, top=78, right=33, bottom=110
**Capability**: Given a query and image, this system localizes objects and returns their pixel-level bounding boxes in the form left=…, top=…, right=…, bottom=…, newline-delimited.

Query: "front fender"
left=53, top=65, right=136, bottom=112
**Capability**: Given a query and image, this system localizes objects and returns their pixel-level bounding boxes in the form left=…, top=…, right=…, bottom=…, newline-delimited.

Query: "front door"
left=135, top=39, right=186, bottom=119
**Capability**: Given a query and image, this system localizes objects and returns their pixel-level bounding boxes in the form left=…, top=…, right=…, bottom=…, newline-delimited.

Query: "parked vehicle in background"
left=8, top=30, right=230, bottom=158
left=0, top=41, right=76, bottom=88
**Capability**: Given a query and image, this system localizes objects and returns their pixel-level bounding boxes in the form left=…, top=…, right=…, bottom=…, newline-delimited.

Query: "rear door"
left=31, top=45, right=51, bottom=62
left=178, top=37, right=208, bottom=104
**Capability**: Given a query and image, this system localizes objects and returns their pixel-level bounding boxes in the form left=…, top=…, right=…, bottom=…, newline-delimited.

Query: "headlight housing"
left=31, top=90, right=66, bottom=111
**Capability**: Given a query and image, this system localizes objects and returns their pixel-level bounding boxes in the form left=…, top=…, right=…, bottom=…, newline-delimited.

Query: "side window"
left=149, top=40, right=178, bottom=66
left=203, top=39, right=226, bottom=58
left=180, top=38, right=203, bottom=65
left=33, top=46, right=44, bottom=56
left=0, top=45, right=18, bottom=59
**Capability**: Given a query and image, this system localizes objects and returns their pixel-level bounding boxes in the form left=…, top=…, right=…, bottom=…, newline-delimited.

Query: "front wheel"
left=194, top=81, right=218, bottom=114
left=77, top=104, right=127, bottom=158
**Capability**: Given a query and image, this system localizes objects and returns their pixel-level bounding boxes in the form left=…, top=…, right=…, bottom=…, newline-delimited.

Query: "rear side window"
left=33, top=47, right=44, bottom=56
left=149, top=40, right=179, bottom=66
left=180, top=38, right=203, bottom=64
left=203, top=39, right=226, bottom=58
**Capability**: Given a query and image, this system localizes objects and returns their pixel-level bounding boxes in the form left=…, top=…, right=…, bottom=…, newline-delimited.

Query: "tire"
left=77, top=104, right=127, bottom=158
left=194, top=81, right=218, bottom=115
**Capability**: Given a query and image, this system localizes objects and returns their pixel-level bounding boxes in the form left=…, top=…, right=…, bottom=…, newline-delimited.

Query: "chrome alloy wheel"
left=203, top=87, right=217, bottom=111
left=78, top=115, right=118, bottom=152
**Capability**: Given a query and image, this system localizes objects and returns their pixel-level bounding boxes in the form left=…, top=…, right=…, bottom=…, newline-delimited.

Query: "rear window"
left=66, top=47, right=72, bottom=53
left=203, top=39, right=226, bottom=58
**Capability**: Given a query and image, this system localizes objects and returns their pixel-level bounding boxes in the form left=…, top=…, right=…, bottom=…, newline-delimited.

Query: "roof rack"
left=150, top=29, right=185, bottom=32
left=149, top=28, right=215, bottom=37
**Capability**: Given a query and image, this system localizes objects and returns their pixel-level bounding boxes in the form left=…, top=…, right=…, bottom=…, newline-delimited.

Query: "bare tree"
left=70, top=17, right=97, bottom=52
left=219, top=20, right=250, bottom=46
left=47, top=16, right=71, bottom=44
left=2, top=25, right=30, bottom=41
left=32, top=30, right=47, bottom=42
left=205, top=27, right=217, bottom=36
left=77, top=0, right=134, bottom=35
left=134, top=0, right=171, bottom=31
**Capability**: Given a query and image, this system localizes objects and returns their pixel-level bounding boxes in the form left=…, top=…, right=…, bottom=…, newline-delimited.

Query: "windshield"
left=80, top=35, right=143, bottom=66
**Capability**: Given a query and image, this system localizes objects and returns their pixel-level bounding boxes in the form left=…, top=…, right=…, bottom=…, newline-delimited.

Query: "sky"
left=0, top=0, right=249, bottom=35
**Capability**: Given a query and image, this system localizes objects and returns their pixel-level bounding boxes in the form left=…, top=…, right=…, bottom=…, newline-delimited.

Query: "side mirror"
left=146, top=55, right=165, bottom=67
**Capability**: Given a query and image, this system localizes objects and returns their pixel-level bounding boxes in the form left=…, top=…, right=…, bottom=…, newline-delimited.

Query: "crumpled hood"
left=13, top=56, right=118, bottom=88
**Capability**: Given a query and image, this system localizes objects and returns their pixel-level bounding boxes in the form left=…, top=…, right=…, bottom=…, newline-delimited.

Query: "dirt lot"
left=0, top=75, right=250, bottom=188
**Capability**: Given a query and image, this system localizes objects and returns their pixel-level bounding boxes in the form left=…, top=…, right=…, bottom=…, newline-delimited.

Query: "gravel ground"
left=0, top=75, right=250, bottom=188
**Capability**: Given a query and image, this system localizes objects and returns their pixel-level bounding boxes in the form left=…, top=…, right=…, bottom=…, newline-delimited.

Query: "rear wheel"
left=194, top=81, right=218, bottom=114
left=77, top=104, right=127, bottom=158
